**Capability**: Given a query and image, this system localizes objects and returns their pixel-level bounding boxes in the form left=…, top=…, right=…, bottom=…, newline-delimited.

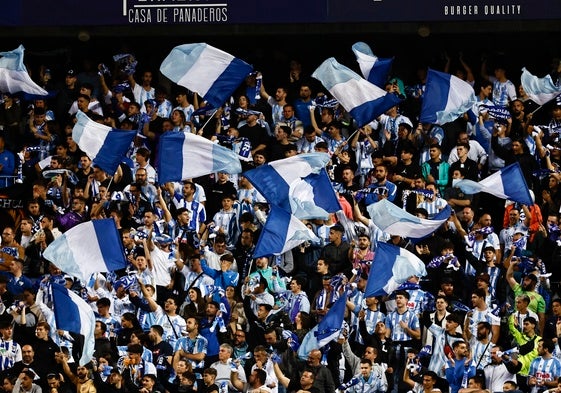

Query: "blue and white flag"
left=157, top=131, right=242, bottom=184
left=51, top=282, right=95, bottom=365
left=315, top=292, right=347, bottom=347
left=160, top=43, right=253, bottom=108
left=351, top=42, right=393, bottom=88
left=420, top=68, right=476, bottom=125
left=253, top=207, right=319, bottom=258
left=312, top=57, right=402, bottom=127
left=367, top=199, right=451, bottom=239
left=72, top=111, right=137, bottom=175
left=297, top=292, right=347, bottom=359
left=520, top=67, right=561, bottom=106
left=243, top=153, right=340, bottom=220
left=364, top=242, right=427, bottom=297
left=455, top=162, right=533, bottom=206
left=43, top=219, right=127, bottom=284
left=0, top=45, right=48, bottom=95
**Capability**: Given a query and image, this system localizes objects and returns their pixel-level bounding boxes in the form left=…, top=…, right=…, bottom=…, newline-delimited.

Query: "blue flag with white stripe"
left=364, top=242, right=427, bottom=297
left=51, top=282, right=95, bottom=366
left=43, top=219, right=127, bottom=284
left=352, top=41, right=393, bottom=88
left=455, top=162, right=533, bottom=206
left=160, top=43, right=253, bottom=108
left=312, top=57, right=402, bottom=127
left=0, top=45, right=48, bottom=95
left=520, top=67, right=561, bottom=106
left=367, top=199, right=451, bottom=239
left=253, top=207, right=319, bottom=258
left=157, top=131, right=242, bottom=184
left=297, top=292, right=347, bottom=359
left=72, top=111, right=137, bottom=175
left=244, top=153, right=339, bottom=220
left=420, top=68, right=476, bottom=125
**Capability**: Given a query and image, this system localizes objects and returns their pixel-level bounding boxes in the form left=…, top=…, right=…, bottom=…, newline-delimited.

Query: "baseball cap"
left=526, top=273, right=538, bottom=282
left=66, top=68, right=76, bottom=76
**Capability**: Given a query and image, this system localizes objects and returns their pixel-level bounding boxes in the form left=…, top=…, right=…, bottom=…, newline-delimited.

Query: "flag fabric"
left=520, top=67, right=561, bottom=106
left=72, top=111, right=137, bottom=175
left=420, top=68, right=476, bottom=125
left=0, top=45, right=48, bottom=96
left=315, top=292, right=347, bottom=347
left=51, top=282, right=95, bottom=365
left=157, top=131, right=242, bottom=184
left=160, top=43, right=253, bottom=108
left=364, top=242, right=427, bottom=297
left=351, top=41, right=393, bottom=88
left=455, top=162, right=533, bottom=206
left=297, top=292, right=347, bottom=359
left=43, top=219, right=127, bottom=284
left=367, top=199, right=451, bottom=239
left=253, top=207, right=320, bottom=258
left=243, top=153, right=340, bottom=219
left=312, top=57, right=402, bottom=127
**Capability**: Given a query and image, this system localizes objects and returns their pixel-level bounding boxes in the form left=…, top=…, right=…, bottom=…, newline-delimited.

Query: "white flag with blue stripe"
left=43, top=219, right=127, bottom=284
left=72, top=111, right=137, bottom=175
left=352, top=41, right=393, bottom=88
left=367, top=199, right=451, bottom=239
left=420, top=68, right=476, bottom=125
left=365, top=242, right=427, bottom=297
left=157, top=131, right=242, bottom=184
left=51, top=283, right=95, bottom=366
left=0, top=45, right=48, bottom=95
left=312, top=57, right=402, bottom=127
left=253, top=207, right=319, bottom=258
left=455, top=162, right=533, bottom=206
left=160, top=43, right=253, bottom=108
left=243, top=153, right=340, bottom=220
left=520, top=67, right=561, bottom=106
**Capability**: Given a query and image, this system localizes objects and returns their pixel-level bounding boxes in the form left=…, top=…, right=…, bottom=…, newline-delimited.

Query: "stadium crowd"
left=0, top=49, right=561, bottom=393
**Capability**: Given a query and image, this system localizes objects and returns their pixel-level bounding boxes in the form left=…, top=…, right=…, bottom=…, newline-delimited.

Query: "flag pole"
left=197, top=109, right=219, bottom=134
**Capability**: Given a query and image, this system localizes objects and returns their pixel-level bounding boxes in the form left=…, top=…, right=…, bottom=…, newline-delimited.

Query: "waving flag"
left=253, top=207, right=319, bottom=258
left=351, top=42, right=393, bottom=88
left=420, top=68, right=476, bottom=125
left=367, top=199, right=451, bottom=239
left=160, top=43, right=253, bottom=108
left=365, top=242, right=427, bottom=297
left=312, top=57, right=401, bottom=127
left=244, top=153, right=340, bottom=219
left=521, top=67, right=561, bottom=106
left=455, top=162, right=533, bottom=206
left=72, top=111, right=137, bottom=175
left=51, top=282, right=95, bottom=365
left=43, top=219, right=127, bottom=283
left=297, top=292, right=347, bottom=359
left=157, top=131, right=242, bottom=184
left=0, top=45, right=48, bottom=96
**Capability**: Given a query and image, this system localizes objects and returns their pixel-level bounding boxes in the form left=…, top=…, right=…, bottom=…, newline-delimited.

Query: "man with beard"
left=506, top=259, right=546, bottom=335
left=56, top=351, right=97, bottom=393
left=445, top=341, right=476, bottom=393
left=463, top=288, right=500, bottom=345
left=364, top=164, right=397, bottom=207
left=468, top=322, right=493, bottom=371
